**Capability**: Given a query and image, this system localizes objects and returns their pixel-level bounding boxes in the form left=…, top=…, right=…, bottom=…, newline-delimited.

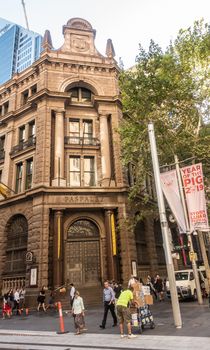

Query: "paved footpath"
left=0, top=330, right=209, bottom=350
left=0, top=299, right=210, bottom=349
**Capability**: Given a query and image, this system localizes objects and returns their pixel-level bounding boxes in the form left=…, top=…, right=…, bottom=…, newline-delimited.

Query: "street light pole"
left=148, top=123, right=182, bottom=328
left=174, top=155, right=203, bottom=305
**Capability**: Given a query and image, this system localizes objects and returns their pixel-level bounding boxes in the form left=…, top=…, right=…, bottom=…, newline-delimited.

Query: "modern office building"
left=0, top=17, right=172, bottom=305
left=0, top=18, right=42, bottom=85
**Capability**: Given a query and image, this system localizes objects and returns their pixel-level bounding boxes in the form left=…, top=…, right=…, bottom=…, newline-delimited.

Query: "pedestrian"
left=70, top=283, right=75, bottom=307
left=146, top=275, right=157, bottom=300
left=19, top=286, right=26, bottom=312
left=7, top=289, right=14, bottom=310
left=113, top=282, right=122, bottom=301
left=2, top=293, right=12, bottom=319
left=37, top=287, right=46, bottom=311
left=72, top=291, right=87, bottom=335
left=128, top=275, right=138, bottom=287
left=154, top=274, right=164, bottom=301
left=46, top=290, right=56, bottom=310
left=99, top=281, right=117, bottom=329
left=116, top=286, right=137, bottom=339
left=13, top=288, right=20, bottom=315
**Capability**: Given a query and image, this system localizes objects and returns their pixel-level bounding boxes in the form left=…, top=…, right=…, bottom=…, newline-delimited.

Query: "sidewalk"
left=0, top=299, right=209, bottom=349
left=0, top=330, right=209, bottom=350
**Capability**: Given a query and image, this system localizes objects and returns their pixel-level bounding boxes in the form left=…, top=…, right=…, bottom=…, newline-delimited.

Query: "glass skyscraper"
left=0, top=18, right=42, bottom=85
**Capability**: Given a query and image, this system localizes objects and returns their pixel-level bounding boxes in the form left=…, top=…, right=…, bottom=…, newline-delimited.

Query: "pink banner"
left=160, top=170, right=186, bottom=233
left=181, top=163, right=209, bottom=232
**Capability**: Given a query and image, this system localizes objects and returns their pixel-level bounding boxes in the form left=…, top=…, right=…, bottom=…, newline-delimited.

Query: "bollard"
left=57, top=301, right=69, bottom=334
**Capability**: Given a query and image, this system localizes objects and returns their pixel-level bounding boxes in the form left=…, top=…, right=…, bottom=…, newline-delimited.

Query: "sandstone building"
left=0, top=18, right=167, bottom=302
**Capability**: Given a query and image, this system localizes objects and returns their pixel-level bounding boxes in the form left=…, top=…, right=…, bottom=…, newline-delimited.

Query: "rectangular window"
left=31, top=84, right=37, bottom=95
left=15, top=162, right=23, bottom=193
left=83, top=120, right=93, bottom=144
left=28, top=120, right=35, bottom=140
left=0, top=135, right=5, bottom=151
left=84, top=157, right=95, bottom=186
left=25, top=158, right=33, bottom=190
left=3, top=101, right=9, bottom=115
left=69, top=156, right=81, bottom=186
left=69, top=119, right=80, bottom=144
left=22, top=90, right=29, bottom=104
left=19, top=126, right=25, bottom=144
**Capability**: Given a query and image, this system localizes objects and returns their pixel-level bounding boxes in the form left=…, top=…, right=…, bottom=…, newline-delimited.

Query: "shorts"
left=116, top=305, right=131, bottom=324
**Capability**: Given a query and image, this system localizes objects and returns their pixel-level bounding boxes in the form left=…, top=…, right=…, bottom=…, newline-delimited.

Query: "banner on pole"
left=180, top=163, right=209, bottom=232
left=160, top=170, right=186, bottom=233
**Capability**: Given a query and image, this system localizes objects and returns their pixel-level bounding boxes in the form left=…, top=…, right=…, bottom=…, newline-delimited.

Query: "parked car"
left=166, top=266, right=207, bottom=300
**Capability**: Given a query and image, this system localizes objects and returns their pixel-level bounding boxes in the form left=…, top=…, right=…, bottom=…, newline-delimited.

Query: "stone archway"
left=65, top=219, right=101, bottom=286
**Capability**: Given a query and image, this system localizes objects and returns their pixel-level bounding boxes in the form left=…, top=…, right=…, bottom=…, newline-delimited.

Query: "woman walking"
left=72, top=291, right=86, bottom=335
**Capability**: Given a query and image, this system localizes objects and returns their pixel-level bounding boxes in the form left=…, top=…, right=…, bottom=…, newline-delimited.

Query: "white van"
left=166, top=266, right=207, bottom=300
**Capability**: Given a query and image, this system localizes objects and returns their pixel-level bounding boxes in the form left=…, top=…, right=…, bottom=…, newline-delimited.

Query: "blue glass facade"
left=0, top=18, right=42, bottom=86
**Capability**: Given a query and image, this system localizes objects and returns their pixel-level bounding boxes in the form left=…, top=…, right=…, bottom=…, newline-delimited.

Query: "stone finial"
left=106, top=39, right=115, bottom=58
left=42, top=30, right=53, bottom=50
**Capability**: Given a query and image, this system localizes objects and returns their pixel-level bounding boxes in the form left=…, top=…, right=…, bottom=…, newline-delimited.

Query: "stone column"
left=99, top=114, right=111, bottom=186
left=105, top=210, right=117, bottom=281
left=52, top=109, right=66, bottom=186
left=53, top=210, right=64, bottom=288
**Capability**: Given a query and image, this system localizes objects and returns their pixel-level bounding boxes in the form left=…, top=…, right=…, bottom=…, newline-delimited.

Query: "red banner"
left=180, top=163, right=209, bottom=232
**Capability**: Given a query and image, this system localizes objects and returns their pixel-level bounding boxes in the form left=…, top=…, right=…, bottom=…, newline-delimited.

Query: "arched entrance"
left=66, top=219, right=100, bottom=286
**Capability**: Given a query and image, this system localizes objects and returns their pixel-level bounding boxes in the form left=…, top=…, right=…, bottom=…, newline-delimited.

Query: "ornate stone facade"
left=0, top=18, right=166, bottom=302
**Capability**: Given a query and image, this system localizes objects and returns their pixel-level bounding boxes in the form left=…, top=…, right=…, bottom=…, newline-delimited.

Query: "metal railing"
left=10, top=136, right=36, bottom=156
left=64, top=136, right=100, bottom=146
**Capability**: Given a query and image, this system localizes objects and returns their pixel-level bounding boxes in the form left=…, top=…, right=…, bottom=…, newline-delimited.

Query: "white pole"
left=148, top=123, right=182, bottom=328
left=174, top=155, right=203, bottom=304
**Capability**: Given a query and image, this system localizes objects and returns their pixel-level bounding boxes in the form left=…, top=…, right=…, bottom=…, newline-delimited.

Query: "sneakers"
left=128, top=334, right=137, bottom=339
left=99, top=325, right=105, bottom=329
left=120, top=334, right=127, bottom=338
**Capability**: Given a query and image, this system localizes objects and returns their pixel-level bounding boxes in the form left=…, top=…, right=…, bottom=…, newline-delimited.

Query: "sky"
left=0, top=0, right=209, bottom=68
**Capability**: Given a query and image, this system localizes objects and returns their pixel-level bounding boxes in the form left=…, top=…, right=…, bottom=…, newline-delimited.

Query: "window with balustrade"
left=4, top=215, right=28, bottom=275
left=68, top=118, right=94, bottom=145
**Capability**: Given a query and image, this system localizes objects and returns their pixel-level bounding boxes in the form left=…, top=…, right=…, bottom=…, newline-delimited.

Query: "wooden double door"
left=66, top=239, right=100, bottom=286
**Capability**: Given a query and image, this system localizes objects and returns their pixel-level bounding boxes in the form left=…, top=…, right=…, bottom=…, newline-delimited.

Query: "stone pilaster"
left=53, top=210, right=64, bottom=288
left=52, top=109, right=66, bottom=186
left=104, top=209, right=117, bottom=281
left=99, top=114, right=111, bottom=186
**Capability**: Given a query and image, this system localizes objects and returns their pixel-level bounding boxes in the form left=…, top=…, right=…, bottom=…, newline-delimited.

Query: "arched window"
left=135, top=220, right=149, bottom=264
left=4, top=215, right=28, bottom=274
left=68, top=87, right=93, bottom=102
left=67, top=219, right=99, bottom=239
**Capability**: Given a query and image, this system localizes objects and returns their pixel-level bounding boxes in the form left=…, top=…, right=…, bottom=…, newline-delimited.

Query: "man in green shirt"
left=116, top=286, right=137, bottom=339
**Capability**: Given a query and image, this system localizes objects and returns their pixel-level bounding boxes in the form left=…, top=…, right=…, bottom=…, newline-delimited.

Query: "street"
left=0, top=298, right=210, bottom=349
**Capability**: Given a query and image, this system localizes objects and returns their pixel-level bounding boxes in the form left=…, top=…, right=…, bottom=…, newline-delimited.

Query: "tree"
left=119, top=20, right=210, bottom=203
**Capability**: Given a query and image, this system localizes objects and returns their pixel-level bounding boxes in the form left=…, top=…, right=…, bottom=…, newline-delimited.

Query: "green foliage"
left=119, top=19, right=210, bottom=202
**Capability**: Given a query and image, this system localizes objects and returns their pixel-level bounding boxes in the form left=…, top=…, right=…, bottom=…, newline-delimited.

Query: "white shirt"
left=70, top=286, right=75, bottom=299
left=72, top=296, right=84, bottom=315
left=14, top=291, right=20, bottom=302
